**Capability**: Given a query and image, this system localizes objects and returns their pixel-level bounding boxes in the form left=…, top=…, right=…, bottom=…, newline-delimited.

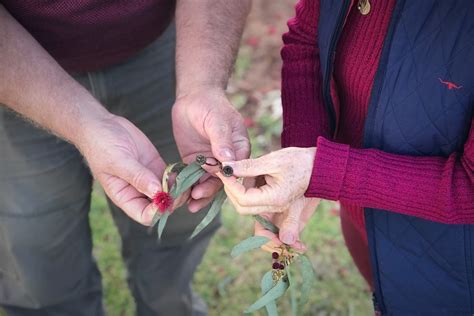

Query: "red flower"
left=243, top=117, right=255, bottom=128
left=245, top=36, right=260, bottom=48
left=267, top=25, right=277, bottom=35
left=153, top=191, right=173, bottom=213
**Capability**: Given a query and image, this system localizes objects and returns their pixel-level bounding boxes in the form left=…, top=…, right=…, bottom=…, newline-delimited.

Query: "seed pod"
left=222, top=165, right=234, bottom=177
left=196, top=154, right=207, bottom=166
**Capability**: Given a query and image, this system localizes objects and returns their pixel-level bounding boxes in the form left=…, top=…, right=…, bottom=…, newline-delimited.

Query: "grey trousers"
left=0, top=24, right=219, bottom=316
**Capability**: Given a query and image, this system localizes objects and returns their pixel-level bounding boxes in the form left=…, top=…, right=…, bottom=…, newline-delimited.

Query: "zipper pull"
left=358, top=0, right=371, bottom=15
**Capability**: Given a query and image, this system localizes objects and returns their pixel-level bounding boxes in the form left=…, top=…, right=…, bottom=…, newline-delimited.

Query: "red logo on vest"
left=438, top=78, right=462, bottom=90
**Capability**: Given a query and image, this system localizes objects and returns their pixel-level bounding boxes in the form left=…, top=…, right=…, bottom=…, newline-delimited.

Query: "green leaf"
left=147, top=211, right=162, bottom=234
left=286, top=265, right=298, bottom=316
left=298, top=255, right=316, bottom=307
left=260, top=271, right=279, bottom=316
left=231, top=236, right=270, bottom=258
left=245, top=277, right=289, bottom=313
left=150, top=211, right=161, bottom=227
left=169, top=162, right=206, bottom=198
left=254, top=215, right=279, bottom=234
left=189, top=189, right=226, bottom=239
left=157, top=211, right=171, bottom=240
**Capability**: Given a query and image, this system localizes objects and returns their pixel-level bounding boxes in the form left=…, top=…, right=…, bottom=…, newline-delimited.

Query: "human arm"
left=172, top=0, right=251, bottom=212
left=218, top=117, right=474, bottom=224
left=0, top=5, right=165, bottom=224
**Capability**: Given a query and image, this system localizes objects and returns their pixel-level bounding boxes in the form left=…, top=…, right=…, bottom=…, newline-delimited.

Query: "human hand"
left=216, top=147, right=316, bottom=215
left=256, top=198, right=320, bottom=252
left=172, top=88, right=250, bottom=212
left=77, top=114, right=166, bottom=225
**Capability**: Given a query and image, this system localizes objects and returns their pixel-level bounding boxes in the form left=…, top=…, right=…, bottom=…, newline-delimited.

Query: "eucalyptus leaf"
left=169, top=162, right=206, bottom=198
left=254, top=215, right=279, bottom=234
left=260, top=271, right=278, bottom=316
left=231, top=236, right=270, bottom=258
left=189, top=189, right=226, bottom=239
left=150, top=211, right=162, bottom=226
left=245, top=277, right=289, bottom=313
left=157, top=211, right=171, bottom=240
left=298, top=255, right=316, bottom=307
left=286, top=265, right=298, bottom=316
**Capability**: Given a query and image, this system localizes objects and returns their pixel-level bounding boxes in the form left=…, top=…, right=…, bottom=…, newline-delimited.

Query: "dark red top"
left=1, top=0, right=175, bottom=72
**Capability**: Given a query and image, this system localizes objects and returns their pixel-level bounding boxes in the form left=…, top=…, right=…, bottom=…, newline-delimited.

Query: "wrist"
left=70, top=102, right=114, bottom=153
left=176, top=83, right=227, bottom=100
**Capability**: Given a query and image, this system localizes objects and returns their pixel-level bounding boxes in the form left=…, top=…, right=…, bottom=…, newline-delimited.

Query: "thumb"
left=279, top=199, right=305, bottom=246
left=115, top=158, right=162, bottom=198
left=206, top=117, right=235, bottom=162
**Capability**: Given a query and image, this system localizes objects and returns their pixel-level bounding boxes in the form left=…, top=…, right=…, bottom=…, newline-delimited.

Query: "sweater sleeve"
left=305, top=117, right=474, bottom=224
left=280, top=0, right=330, bottom=148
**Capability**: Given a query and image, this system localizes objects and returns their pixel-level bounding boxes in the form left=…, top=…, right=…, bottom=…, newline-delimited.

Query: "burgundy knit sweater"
left=281, top=0, right=474, bottom=280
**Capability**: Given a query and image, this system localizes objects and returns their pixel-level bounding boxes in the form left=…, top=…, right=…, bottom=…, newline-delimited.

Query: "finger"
left=191, top=177, right=222, bottom=200
left=206, top=116, right=236, bottom=162
left=224, top=184, right=284, bottom=215
left=173, top=188, right=191, bottom=210
left=279, top=198, right=305, bottom=246
left=188, top=196, right=214, bottom=213
left=114, top=158, right=162, bottom=198
left=100, top=174, right=157, bottom=225
left=217, top=173, right=280, bottom=208
left=255, top=222, right=283, bottom=252
left=222, top=155, right=276, bottom=178
left=233, top=122, right=251, bottom=160
left=146, top=155, right=167, bottom=180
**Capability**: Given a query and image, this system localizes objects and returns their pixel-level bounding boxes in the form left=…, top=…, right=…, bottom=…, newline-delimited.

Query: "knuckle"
left=131, top=169, right=148, bottom=190
left=284, top=215, right=299, bottom=226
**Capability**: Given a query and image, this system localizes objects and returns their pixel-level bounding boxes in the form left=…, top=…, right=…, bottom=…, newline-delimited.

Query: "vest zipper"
left=323, top=0, right=350, bottom=136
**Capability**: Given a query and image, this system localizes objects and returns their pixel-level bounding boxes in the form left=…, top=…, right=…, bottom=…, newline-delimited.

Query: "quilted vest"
left=318, top=1, right=474, bottom=315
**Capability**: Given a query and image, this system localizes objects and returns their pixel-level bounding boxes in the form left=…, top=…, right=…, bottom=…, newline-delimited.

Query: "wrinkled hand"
left=256, top=198, right=320, bottom=252
left=216, top=147, right=316, bottom=215
left=77, top=114, right=165, bottom=225
left=172, top=88, right=250, bottom=212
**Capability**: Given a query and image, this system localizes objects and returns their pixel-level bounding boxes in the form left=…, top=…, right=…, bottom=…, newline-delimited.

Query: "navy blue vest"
left=318, top=1, right=474, bottom=314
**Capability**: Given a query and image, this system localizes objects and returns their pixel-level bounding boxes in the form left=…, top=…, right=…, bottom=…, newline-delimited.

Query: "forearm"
left=175, top=0, right=251, bottom=95
left=307, top=132, right=474, bottom=223
left=0, top=5, right=109, bottom=146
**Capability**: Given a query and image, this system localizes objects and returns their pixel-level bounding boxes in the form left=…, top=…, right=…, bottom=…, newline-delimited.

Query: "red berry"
left=279, top=263, right=285, bottom=270
left=272, top=262, right=280, bottom=270
left=272, top=252, right=279, bottom=259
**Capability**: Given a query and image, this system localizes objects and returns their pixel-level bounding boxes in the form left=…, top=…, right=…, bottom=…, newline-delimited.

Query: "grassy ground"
left=0, top=190, right=373, bottom=316
left=88, top=190, right=373, bottom=316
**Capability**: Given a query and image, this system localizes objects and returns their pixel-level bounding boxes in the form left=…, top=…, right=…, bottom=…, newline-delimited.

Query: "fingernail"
left=219, top=148, right=234, bottom=161
left=280, top=232, right=296, bottom=245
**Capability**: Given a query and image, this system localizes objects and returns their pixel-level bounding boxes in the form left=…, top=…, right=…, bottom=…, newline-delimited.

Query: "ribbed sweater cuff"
left=305, top=137, right=350, bottom=200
